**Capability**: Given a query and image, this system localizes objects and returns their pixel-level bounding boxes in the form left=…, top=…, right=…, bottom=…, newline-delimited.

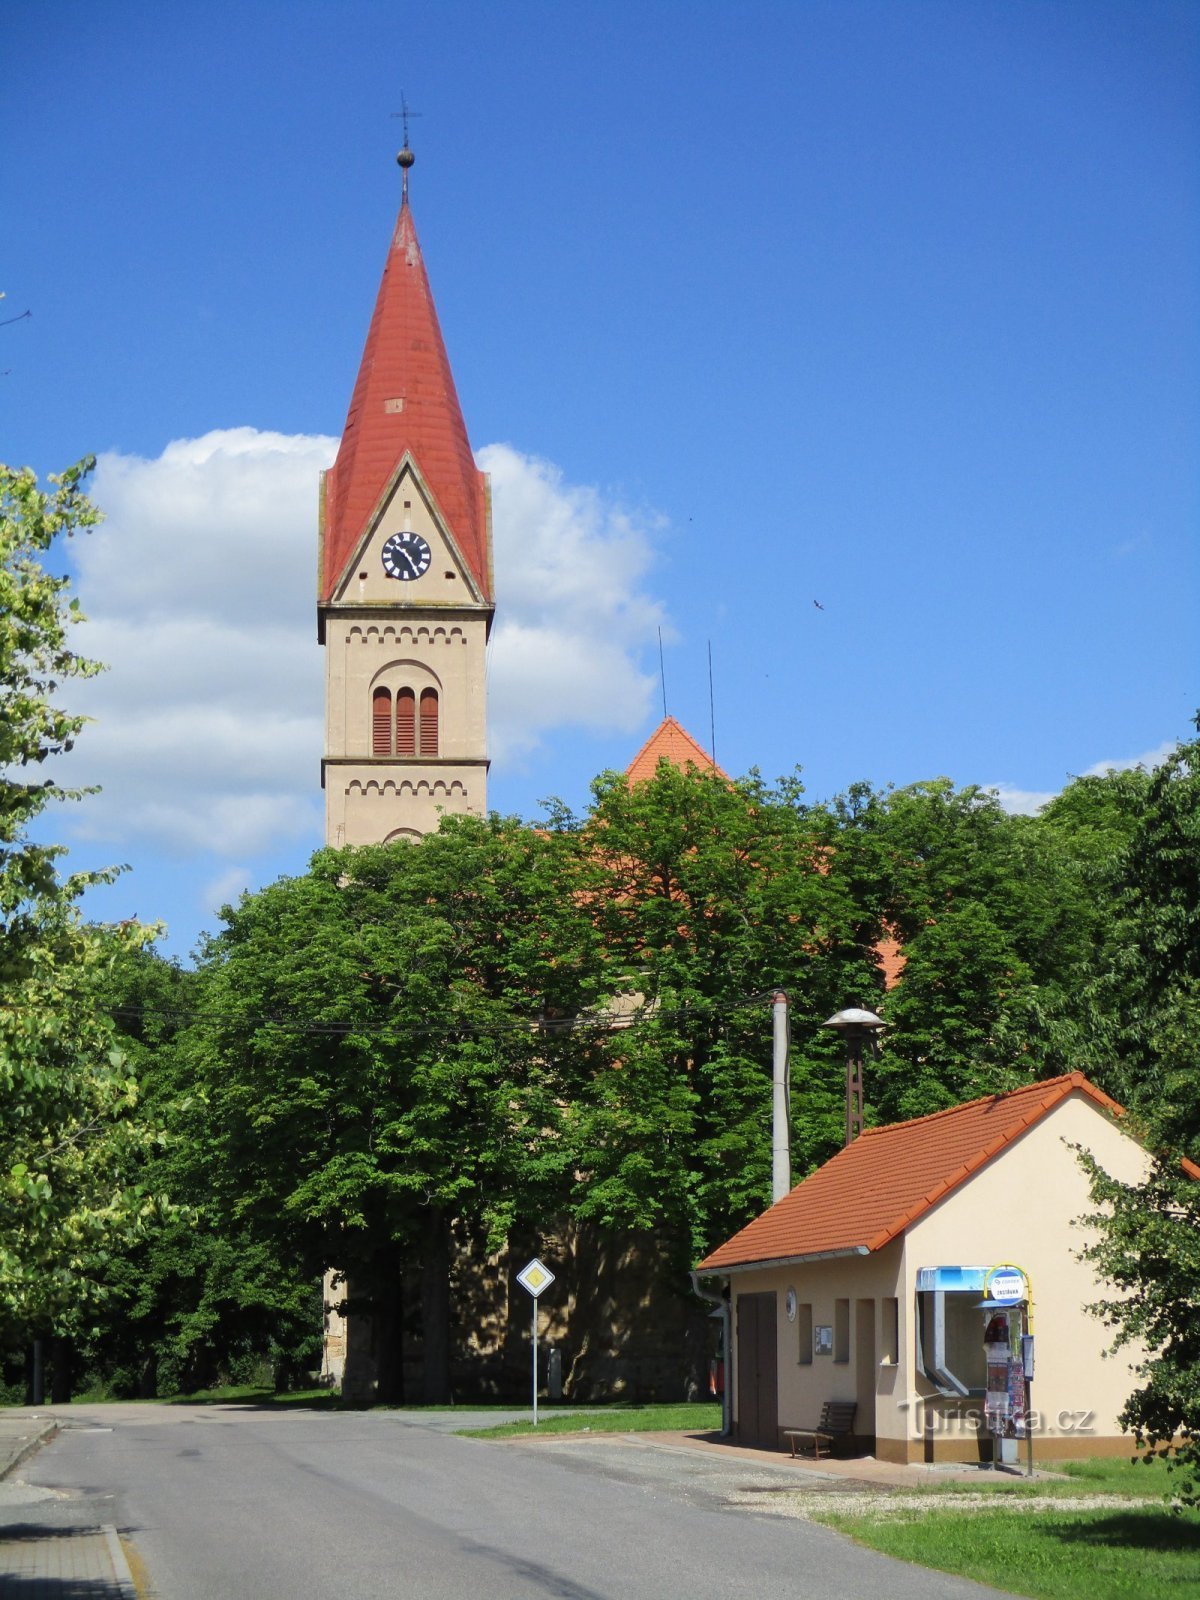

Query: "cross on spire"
left=391, top=94, right=422, bottom=201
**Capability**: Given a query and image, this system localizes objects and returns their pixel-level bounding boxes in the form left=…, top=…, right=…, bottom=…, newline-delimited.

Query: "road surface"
left=23, top=1403, right=1005, bottom=1599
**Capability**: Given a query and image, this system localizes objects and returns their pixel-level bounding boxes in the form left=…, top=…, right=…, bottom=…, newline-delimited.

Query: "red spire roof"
left=625, top=717, right=726, bottom=783
left=321, top=199, right=490, bottom=601
left=696, top=1073, right=1125, bottom=1272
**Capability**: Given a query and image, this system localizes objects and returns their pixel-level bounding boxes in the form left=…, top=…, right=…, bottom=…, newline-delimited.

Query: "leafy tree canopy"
left=0, top=462, right=159, bottom=1338
left=1080, top=718, right=1200, bottom=1502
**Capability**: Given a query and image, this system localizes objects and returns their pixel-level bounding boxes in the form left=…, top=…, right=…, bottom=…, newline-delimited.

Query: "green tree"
left=830, top=773, right=1146, bottom=1120
left=1081, top=1153, right=1200, bottom=1506
left=1080, top=719, right=1200, bottom=1502
left=62, top=946, right=317, bottom=1400
left=574, top=762, right=878, bottom=1260
left=0, top=461, right=157, bottom=1351
left=178, top=816, right=610, bottom=1402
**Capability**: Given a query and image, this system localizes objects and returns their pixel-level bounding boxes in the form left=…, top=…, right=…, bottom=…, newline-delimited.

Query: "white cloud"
left=56, top=429, right=335, bottom=858
left=54, top=430, right=668, bottom=858
left=1082, top=741, right=1177, bottom=778
left=201, top=864, right=254, bottom=919
left=480, top=443, right=666, bottom=764
left=987, top=740, right=1178, bottom=816
left=987, top=785, right=1058, bottom=816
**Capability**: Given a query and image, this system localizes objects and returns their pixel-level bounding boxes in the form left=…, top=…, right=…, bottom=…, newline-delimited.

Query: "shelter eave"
left=695, top=1244, right=871, bottom=1276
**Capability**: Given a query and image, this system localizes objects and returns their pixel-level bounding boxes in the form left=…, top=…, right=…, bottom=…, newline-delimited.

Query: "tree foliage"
left=1081, top=1153, right=1200, bottom=1506
left=175, top=816, right=611, bottom=1399
left=571, top=762, right=877, bottom=1257
left=1079, top=718, right=1200, bottom=1501
left=0, top=462, right=158, bottom=1339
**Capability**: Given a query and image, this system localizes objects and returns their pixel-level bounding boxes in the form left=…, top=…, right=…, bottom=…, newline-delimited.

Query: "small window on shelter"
left=834, top=1299, right=850, bottom=1364
left=883, top=1297, right=899, bottom=1365
left=797, top=1302, right=813, bottom=1365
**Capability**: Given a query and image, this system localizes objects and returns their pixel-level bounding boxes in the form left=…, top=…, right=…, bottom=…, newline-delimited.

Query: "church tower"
left=319, top=147, right=492, bottom=847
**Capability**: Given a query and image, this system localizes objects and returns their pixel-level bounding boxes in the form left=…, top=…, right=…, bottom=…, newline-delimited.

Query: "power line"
left=57, top=987, right=785, bottom=1042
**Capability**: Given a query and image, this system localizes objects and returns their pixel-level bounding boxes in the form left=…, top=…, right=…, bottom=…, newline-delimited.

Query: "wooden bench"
left=784, top=1400, right=857, bottom=1460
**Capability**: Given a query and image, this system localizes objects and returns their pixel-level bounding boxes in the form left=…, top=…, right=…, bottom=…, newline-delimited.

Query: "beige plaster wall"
left=326, top=761, right=488, bottom=845
left=731, top=1244, right=904, bottom=1447
left=325, top=614, right=489, bottom=764
left=901, top=1093, right=1149, bottom=1460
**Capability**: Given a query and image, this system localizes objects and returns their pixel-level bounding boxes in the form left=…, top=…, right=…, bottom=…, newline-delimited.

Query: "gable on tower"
left=327, top=450, right=490, bottom=611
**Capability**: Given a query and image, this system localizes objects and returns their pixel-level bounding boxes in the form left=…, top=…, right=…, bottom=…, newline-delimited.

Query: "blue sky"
left=4, top=0, right=1197, bottom=961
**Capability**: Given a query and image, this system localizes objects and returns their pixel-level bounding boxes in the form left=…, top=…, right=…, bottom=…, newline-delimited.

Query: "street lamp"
left=821, top=1007, right=887, bottom=1146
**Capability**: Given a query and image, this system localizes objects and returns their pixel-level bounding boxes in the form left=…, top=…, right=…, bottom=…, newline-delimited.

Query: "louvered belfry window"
left=372, top=685, right=436, bottom=757
left=396, top=688, right=417, bottom=756
left=372, top=688, right=392, bottom=755
left=419, top=688, right=439, bottom=756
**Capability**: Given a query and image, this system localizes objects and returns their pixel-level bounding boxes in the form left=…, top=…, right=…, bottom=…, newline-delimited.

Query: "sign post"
left=516, top=1257, right=556, bottom=1427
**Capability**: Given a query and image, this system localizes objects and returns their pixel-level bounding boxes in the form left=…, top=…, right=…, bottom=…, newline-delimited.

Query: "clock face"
left=381, top=531, right=432, bottom=581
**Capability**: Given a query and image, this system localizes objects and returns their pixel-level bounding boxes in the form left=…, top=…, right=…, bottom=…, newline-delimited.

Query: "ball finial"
left=397, top=146, right=415, bottom=170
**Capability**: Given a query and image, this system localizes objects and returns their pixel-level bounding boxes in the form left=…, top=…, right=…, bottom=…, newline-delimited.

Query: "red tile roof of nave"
left=876, top=932, right=907, bottom=991
left=696, top=1072, right=1125, bottom=1272
left=625, top=717, right=727, bottom=783
left=321, top=200, right=490, bottom=602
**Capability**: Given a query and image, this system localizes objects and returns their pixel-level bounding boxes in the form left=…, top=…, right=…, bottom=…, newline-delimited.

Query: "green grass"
left=163, top=1384, right=337, bottom=1408
left=812, top=1456, right=1200, bottom=1599
left=816, top=1503, right=1200, bottom=1600
left=464, top=1401, right=721, bottom=1438
left=914, top=1453, right=1178, bottom=1502
left=1058, top=1452, right=1185, bottom=1497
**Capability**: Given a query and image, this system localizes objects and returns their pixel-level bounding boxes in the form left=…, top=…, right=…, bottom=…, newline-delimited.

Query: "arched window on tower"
left=419, top=688, right=439, bottom=756
left=372, top=688, right=392, bottom=755
left=395, top=688, right=417, bottom=756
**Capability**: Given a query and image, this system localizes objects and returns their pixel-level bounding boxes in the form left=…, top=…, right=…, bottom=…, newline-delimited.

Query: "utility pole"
left=772, top=991, right=791, bottom=1202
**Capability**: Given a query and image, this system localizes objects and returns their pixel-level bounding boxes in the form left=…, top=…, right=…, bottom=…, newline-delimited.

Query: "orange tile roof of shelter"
left=626, top=717, right=726, bottom=783
left=696, top=1072, right=1125, bottom=1272
left=320, top=199, right=490, bottom=602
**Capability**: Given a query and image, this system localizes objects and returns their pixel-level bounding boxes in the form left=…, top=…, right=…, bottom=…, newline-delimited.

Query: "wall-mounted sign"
left=785, top=1287, right=798, bottom=1322
left=985, top=1267, right=1027, bottom=1305
left=814, top=1324, right=833, bottom=1355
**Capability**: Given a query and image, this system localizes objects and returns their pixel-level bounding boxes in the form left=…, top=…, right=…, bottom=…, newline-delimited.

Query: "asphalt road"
left=24, top=1404, right=1006, bottom=1600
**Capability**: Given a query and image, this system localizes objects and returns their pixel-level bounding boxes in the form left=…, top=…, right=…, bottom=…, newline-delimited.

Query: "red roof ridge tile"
left=858, top=1072, right=1112, bottom=1141
left=697, top=1071, right=1127, bottom=1273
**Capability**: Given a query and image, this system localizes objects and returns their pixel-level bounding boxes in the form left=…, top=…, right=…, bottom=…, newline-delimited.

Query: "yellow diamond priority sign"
left=517, top=1258, right=555, bottom=1299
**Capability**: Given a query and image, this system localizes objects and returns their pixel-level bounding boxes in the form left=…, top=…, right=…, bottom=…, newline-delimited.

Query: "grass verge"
left=816, top=1504, right=1200, bottom=1600
left=812, top=1457, right=1200, bottom=1600
left=152, top=1384, right=335, bottom=1408
left=464, top=1401, right=721, bottom=1438
left=915, top=1454, right=1177, bottom=1502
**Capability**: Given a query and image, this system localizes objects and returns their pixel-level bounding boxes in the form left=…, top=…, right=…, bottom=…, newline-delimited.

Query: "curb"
left=0, top=1419, right=58, bottom=1481
left=104, top=1525, right=140, bottom=1599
